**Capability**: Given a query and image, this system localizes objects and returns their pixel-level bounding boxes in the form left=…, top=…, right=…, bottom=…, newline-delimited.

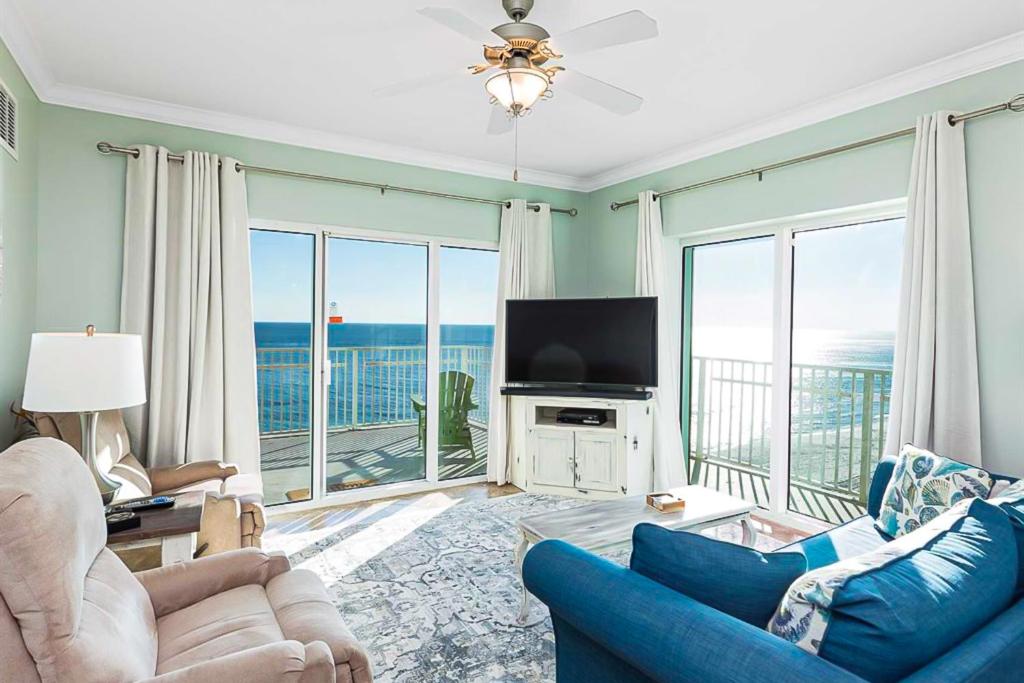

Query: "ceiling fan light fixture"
left=485, top=67, right=549, bottom=115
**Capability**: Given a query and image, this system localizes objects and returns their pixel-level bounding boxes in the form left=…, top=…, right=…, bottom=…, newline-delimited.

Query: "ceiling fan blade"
left=549, top=10, right=658, bottom=55
left=372, top=71, right=465, bottom=98
left=487, top=106, right=514, bottom=135
left=557, top=69, right=643, bottom=115
left=417, top=7, right=499, bottom=45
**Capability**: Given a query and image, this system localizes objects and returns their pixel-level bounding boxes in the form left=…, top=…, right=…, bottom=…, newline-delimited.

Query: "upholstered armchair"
left=0, top=438, right=372, bottom=683
left=27, top=409, right=265, bottom=556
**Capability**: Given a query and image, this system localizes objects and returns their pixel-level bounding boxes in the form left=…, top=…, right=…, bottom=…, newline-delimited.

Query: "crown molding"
left=39, top=82, right=589, bottom=191
left=2, top=0, right=1021, bottom=195
left=0, top=0, right=586, bottom=192
left=0, top=0, right=55, bottom=95
left=579, top=31, right=1024, bottom=192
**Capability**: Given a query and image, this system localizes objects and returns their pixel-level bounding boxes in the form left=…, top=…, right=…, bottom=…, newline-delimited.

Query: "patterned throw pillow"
left=875, top=445, right=992, bottom=537
left=767, top=499, right=1018, bottom=682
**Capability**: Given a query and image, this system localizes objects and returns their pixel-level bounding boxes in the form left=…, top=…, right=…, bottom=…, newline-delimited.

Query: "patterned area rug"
left=276, top=492, right=775, bottom=682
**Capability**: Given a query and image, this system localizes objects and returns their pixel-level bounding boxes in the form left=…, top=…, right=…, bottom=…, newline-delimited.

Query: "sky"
left=691, top=217, right=904, bottom=330
left=251, top=218, right=901, bottom=335
left=250, top=230, right=499, bottom=325
left=690, top=217, right=905, bottom=360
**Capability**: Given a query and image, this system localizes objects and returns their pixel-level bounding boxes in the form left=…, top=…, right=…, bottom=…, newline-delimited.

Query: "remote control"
left=105, top=495, right=175, bottom=515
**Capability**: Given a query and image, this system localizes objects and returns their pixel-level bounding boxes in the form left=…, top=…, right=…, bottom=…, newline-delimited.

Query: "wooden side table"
left=107, top=491, right=205, bottom=566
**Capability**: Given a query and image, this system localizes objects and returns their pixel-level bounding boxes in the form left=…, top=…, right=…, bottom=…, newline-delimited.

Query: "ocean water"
left=255, top=322, right=896, bottom=435
left=692, top=326, right=895, bottom=370
left=256, top=322, right=495, bottom=433
left=255, top=322, right=495, bottom=349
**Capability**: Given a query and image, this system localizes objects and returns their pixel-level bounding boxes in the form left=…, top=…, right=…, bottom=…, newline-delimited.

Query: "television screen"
left=505, top=297, right=658, bottom=387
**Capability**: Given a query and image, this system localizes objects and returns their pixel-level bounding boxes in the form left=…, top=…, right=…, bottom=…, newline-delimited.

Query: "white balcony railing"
left=256, top=345, right=493, bottom=435
left=688, top=356, right=892, bottom=507
left=258, top=348, right=889, bottom=508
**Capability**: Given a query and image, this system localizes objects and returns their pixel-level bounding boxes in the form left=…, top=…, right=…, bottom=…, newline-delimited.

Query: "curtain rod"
left=609, top=93, right=1024, bottom=211
left=95, top=142, right=578, bottom=217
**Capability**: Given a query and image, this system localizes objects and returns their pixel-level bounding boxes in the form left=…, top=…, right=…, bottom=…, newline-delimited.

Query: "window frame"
left=677, top=198, right=907, bottom=518
left=249, top=218, right=499, bottom=513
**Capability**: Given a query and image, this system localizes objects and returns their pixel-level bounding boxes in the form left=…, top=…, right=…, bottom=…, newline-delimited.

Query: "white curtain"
left=120, top=145, right=261, bottom=473
left=487, top=199, right=555, bottom=485
left=635, top=191, right=687, bottom=489
left=883, top=112, right=982, bottom=464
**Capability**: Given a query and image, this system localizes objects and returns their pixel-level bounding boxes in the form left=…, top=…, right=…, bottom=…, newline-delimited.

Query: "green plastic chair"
left=411, top=370, right=479, bottom=456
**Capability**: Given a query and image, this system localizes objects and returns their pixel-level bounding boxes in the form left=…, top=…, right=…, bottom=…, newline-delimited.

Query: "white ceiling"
left=3, top=0, right=1023, bottom=189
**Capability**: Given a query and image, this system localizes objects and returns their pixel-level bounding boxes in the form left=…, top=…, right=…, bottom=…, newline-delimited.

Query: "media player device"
left=105, top=511, right=142, bottom=534
left=556, top=408, right=608, bottom=426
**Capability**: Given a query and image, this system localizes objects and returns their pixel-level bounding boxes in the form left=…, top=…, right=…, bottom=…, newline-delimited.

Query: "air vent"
left=0, top=77, right=16, bottom=160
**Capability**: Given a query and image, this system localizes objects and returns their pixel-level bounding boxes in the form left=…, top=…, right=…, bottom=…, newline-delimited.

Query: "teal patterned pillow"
left=875, top=445, right=992, bottom=537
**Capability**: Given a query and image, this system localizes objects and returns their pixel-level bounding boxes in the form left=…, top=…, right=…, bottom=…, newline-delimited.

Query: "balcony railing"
left=688, top=356, right=891, bottom=512
left=256, top=345, right=493, bottom=435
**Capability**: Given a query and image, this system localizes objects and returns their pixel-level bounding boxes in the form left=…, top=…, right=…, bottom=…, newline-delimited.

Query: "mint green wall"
left=586, top=61, right=1024, bottom=476
left=35, top=105, right=589, bottom=337
left=6, top=29, right=1022, bottom=473
left=0, top=39, right=39, bottom=446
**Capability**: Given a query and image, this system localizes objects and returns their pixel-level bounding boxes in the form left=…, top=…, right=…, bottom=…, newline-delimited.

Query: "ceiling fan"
left=375, top=0, right=659, bottom=178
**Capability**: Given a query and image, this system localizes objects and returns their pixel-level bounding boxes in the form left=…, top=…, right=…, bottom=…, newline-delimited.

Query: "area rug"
left=277, top=493, right=764, bottom=682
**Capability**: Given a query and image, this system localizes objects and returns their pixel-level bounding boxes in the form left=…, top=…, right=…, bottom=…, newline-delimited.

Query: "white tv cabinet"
left=507, top=395, right=654, bottom=500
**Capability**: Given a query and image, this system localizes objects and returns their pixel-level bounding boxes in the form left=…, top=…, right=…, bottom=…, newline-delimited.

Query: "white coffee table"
left=514, top=485, right=757, bottom=624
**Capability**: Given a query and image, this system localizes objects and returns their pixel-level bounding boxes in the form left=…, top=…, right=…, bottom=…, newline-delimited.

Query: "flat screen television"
left=505, top=297, right=657, bottom=388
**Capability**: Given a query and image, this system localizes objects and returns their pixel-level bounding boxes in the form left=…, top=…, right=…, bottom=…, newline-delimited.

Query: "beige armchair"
left=27, top=409, right=265, bottom=556
left=0, top=438, right=372, bottom=683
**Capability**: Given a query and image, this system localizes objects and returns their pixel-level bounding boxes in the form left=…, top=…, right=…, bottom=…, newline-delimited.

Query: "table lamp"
left=23, top=325, right=146, bottom=504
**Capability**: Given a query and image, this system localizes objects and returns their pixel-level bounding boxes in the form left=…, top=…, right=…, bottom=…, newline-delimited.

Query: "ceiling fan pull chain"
left=513, top=115, right=519, bottom=182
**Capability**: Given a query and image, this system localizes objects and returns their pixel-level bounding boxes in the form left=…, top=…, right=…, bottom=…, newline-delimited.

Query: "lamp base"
left=80, top=411, right=122, bottom=505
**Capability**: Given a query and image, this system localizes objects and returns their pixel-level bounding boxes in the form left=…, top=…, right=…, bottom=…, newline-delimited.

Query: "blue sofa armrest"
left=901, top=598, right=1024, bottom=683
left=868, top=457, right=897, bottom=519
left=523, top=540, right=865, bottom=683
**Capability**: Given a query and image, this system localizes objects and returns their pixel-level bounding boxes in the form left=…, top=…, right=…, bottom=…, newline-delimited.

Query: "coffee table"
left=514, top=485, right=757, bottom=624
left=107, top=491, right=205, bottom=566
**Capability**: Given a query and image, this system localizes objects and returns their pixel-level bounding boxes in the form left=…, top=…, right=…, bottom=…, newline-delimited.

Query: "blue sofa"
left=523, top=458, right=1024, bottom=683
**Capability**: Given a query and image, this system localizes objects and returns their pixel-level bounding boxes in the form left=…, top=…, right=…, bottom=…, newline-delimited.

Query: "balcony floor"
left=259, top=423, right=488, bottom=505
left=691, top=457, right=867, bottom=525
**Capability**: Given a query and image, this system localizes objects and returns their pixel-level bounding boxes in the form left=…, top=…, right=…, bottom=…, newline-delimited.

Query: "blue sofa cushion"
left=630, top=523, right=806, bottom=627
left=785, top=514, right=890, bottom=571
left=867, top=457, right=898, bottom=519
left=768, top=499, right=1018, bottom=682
left=876, top=445, right=993, bottom=537
left=989, top=480, right=1024, bottom=591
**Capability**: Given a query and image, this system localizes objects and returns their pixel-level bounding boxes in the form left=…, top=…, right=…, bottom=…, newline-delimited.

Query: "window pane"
left=789, top=218, right=904, bottom=522
left=439, top=247, right=498, bottom=480
left=252, top=230, right=315, bottom=505
left=684, top=237, right=775, bottom=507
left=325, top=237, right=428, bottom=491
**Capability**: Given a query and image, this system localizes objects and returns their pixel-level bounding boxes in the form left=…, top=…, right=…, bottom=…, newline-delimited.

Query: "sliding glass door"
left=251, top=230, right=316, bottom=505
left=684, top=237, right=775, bottom=507
left=788, top=219, right=904, bottom=521
left=438, top=246, right=499, bottom=480
left=251, top=224, right=498, bottom=506
left=682, top=205, right=905, bottom=523
left=324, top=237, right=430, bottom=492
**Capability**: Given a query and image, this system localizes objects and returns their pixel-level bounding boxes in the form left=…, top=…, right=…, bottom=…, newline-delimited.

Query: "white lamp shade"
left=485, top=67, right=549, bottom=112
left=23, top=332, right=147, bottom=412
